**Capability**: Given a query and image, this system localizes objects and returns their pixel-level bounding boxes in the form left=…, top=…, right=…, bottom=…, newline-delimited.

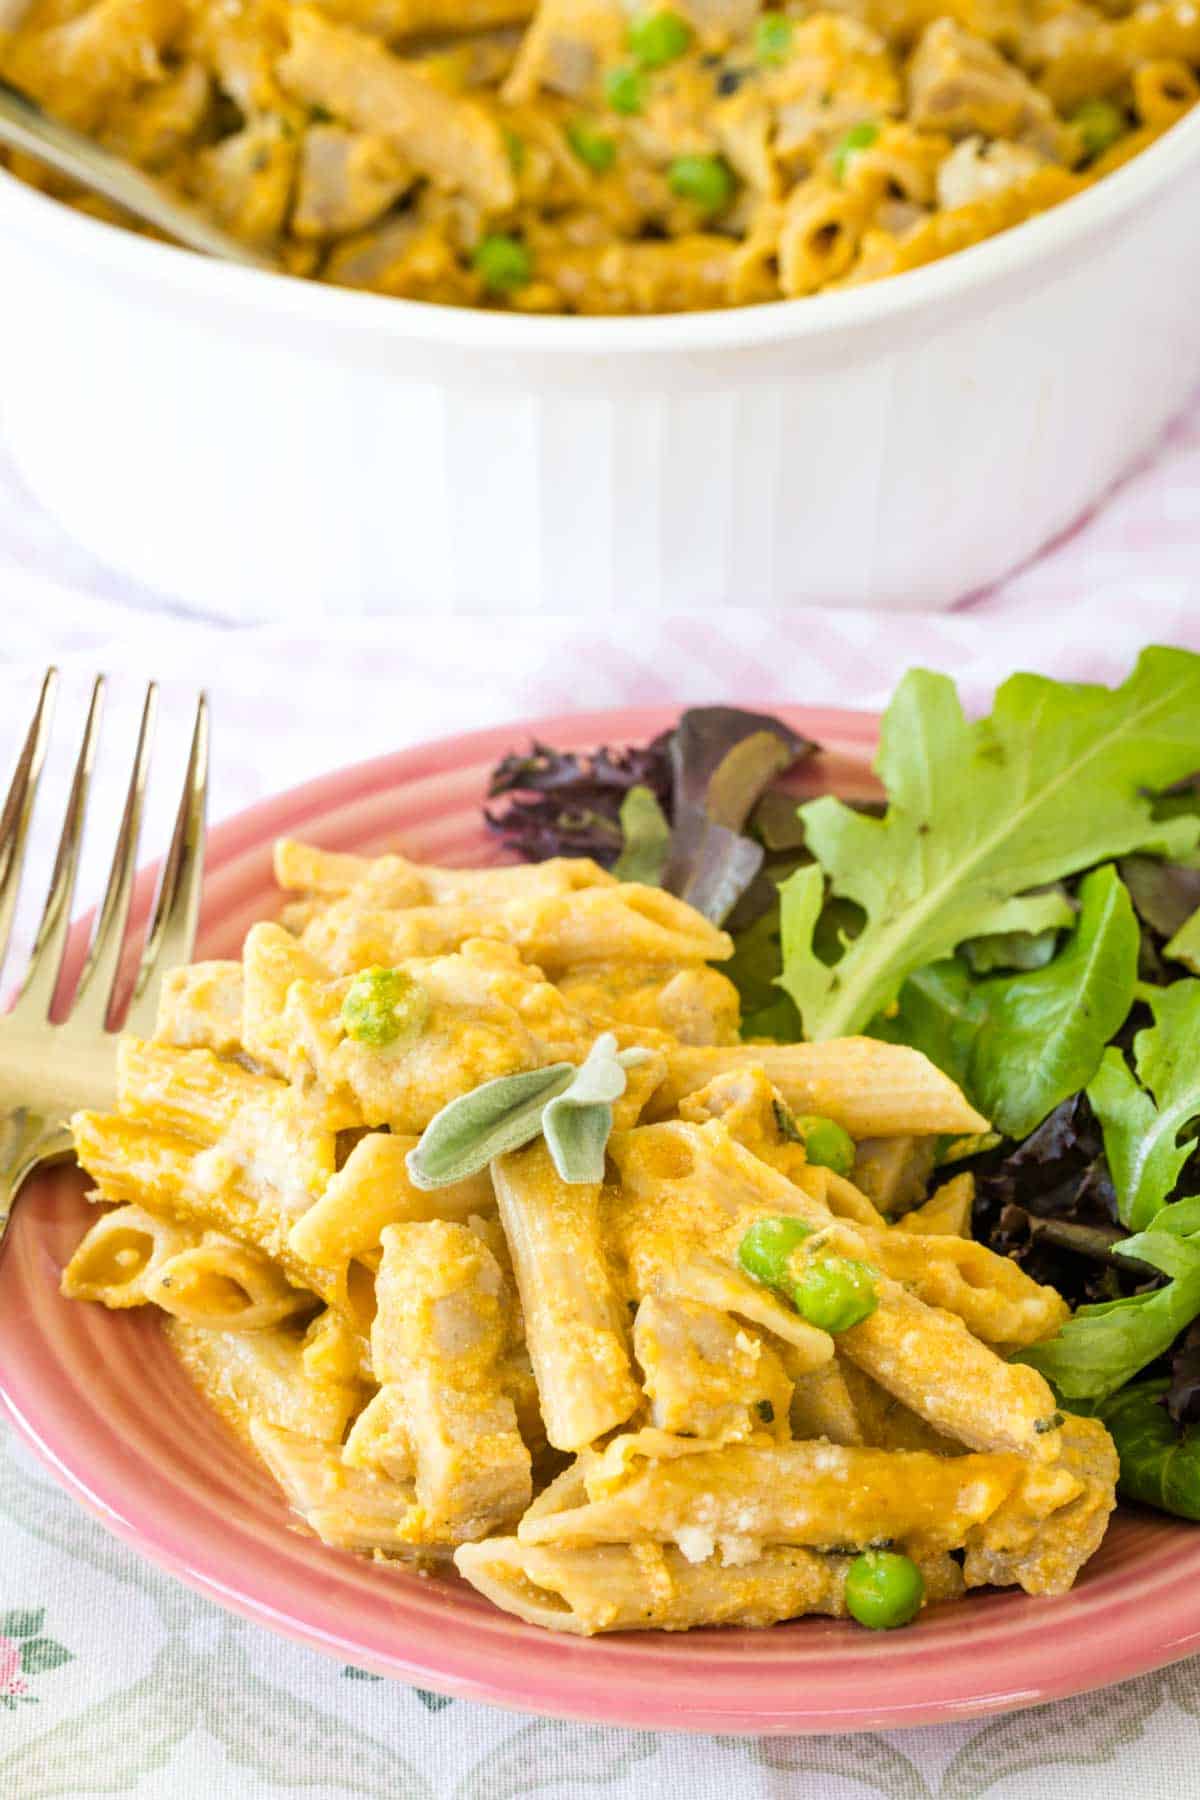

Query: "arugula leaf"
left=969, top=865, right=1139, bottom=1139
left=870, top=867, right=1138, bottom=1139
left=871, top=957, right=982, bottom=1091
left=961, top=925, right=1060, bottom=974
left=612, top=785, right=671, bottom=885
left=1088, top=979, right=1200, bottom=1229
left=1098, top=1378, right=1200, bottom=1518
left=777, top=650, right=1200, bottom=1039
left=1016, top=1223, right=1200, bottom=1401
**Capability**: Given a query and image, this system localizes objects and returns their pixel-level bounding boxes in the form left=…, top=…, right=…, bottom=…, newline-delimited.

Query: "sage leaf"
left=406, top=1062, right=575, bottom=1189
left=406, top=1036, right=653, bottom=1190
left=541, top=1033, right=644, bottom=1182
left=545, top=1031, right=631, bottom=1106
left=543, top=1099, right=614, bottom=1183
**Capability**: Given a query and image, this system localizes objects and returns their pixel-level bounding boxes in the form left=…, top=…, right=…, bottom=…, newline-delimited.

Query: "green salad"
left=486, top=648, right=1200, bottom=1522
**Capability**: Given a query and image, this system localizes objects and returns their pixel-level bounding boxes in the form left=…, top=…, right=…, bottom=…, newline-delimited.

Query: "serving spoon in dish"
left=0, top=78, right=275, bottom=269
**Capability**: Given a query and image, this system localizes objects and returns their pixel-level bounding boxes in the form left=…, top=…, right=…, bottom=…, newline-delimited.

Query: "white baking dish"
left=1, top=103, right=1199, bottom=620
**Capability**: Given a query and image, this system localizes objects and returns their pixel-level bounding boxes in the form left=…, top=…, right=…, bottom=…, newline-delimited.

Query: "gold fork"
left=0, top=670, right=208, bottom=1243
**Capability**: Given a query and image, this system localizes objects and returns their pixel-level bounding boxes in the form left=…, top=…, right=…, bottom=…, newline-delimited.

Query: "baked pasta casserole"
left=60, top=839, right=1119, bottom=1634
left=1, top=0, right=1198, bottom=311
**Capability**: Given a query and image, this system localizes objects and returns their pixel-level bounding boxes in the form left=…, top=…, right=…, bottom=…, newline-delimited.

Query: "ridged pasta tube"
left=492, top=1140, right=641, bottom=1451
left=455, top=1538, right=966, bottom=1634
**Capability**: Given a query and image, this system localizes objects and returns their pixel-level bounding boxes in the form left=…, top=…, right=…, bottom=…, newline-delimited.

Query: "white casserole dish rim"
left=1, top=97, right=1198, bottom=355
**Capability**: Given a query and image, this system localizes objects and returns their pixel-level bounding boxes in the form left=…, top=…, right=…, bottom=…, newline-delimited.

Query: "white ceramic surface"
left=1, top=99, right=1199, bottom=619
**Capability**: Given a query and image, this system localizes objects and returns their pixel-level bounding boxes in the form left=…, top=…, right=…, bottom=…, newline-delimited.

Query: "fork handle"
left=0, top=1110, right=73, bottom=1250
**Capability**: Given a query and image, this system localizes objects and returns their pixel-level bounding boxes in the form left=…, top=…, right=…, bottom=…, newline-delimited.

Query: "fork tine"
left=15, top=675, right=105, bottom=1017
left=70, top=683, right=158, bottom=1027
left=0, top=667, right=58, bottom=974
left=123, top=693, right=208, bottom=1035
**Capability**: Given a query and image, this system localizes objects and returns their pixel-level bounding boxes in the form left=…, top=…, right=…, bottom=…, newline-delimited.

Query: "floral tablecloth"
left=3, top=399, right=1200, bottom=1800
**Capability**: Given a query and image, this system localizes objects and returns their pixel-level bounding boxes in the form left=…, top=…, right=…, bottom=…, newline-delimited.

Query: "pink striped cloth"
left=0, top=389, right=1197, bottom=928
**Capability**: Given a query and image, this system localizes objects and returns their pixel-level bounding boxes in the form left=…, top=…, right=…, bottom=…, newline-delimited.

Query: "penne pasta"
left=652, top=1042, right=990, bottom=1136
left=298, top=885, right=733, bottom=978
left=517, top=1434, right=1028, bottom=1557
left=61, top=1202, right=199, bottom=1308
left=492, top=1140, right=641, bottom=1451
left=373, top=1220, right=532, bottom=1539
left=896, top=1172, right=975, bottom=1238
left=248, top=1420, right=436, bottom=1556
left=275, top=839, right=615, bottom=907
left=455, top=1538, right=966, bottom=1634
left=167, top=1317, right=365, bottom=1444
left=288, top=1130, right=495, bottom=1314
left=147, top=1235, right=315, bottom=1332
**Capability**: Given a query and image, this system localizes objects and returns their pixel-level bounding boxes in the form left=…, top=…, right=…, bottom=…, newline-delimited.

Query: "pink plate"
left=2, top=702, right=1199, bottom=1735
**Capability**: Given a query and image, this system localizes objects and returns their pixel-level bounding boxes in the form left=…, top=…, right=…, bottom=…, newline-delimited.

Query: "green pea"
left=793, top=1256, right=879, bottom=1333
left=341, top=967, right=430, bottom=1048
left=1071, top=97, right=1127, bottom=161
left=831, top=119, right=879, bottom=181
left=795, top=1114, right=855, bottom=1177
left=737, top=1216, right=813, bottom=1290
left=472, top=234, right=532, bottom=293
left=605, top=64, right=645, bottom=116
left=567, top=119, right=617, bottom=173
left=627, top=9, right=692, bottom=69
left=667, top=153, right=736, bottom=213
left=844, top=1550, right=924, bottom=1629
left=754, top=11, right=793, bottom=65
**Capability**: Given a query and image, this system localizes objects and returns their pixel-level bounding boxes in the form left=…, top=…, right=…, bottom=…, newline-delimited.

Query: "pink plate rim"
left=2, top=700, right=1199, bottom=1736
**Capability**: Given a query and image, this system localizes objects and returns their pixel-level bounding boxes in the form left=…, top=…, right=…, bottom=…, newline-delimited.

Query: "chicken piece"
left=908, top=17, right=1065, bottom=154
left=292, top=125, right=414, bottom=236
left=963, top=1413, right=1118, bottom=1596
left=193, top=114, right=298, bottom=245
left=281, top=936, right=586, bottom=1133
left=502, top=0, right=625, bottom=103
left=101, top=57, right=210, bottom=169
left=852, top=1134, right=938, bottom=1216
left=935, top=133, right=1046, bottom=207
left=1, top=0, right=183, bottom=131
left=769, top=15, right=902, bottom=170
left=182, top=0, right=291, bottom=116
left=676, top=0, right=759, bottom=43
left=558, top=960, right=740, bottom=1045
left=323, top=214, right=481, bottom=301
left=278, top=6, right=515, bottom=210
left=633, top=1296, right=793, bottom=1442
